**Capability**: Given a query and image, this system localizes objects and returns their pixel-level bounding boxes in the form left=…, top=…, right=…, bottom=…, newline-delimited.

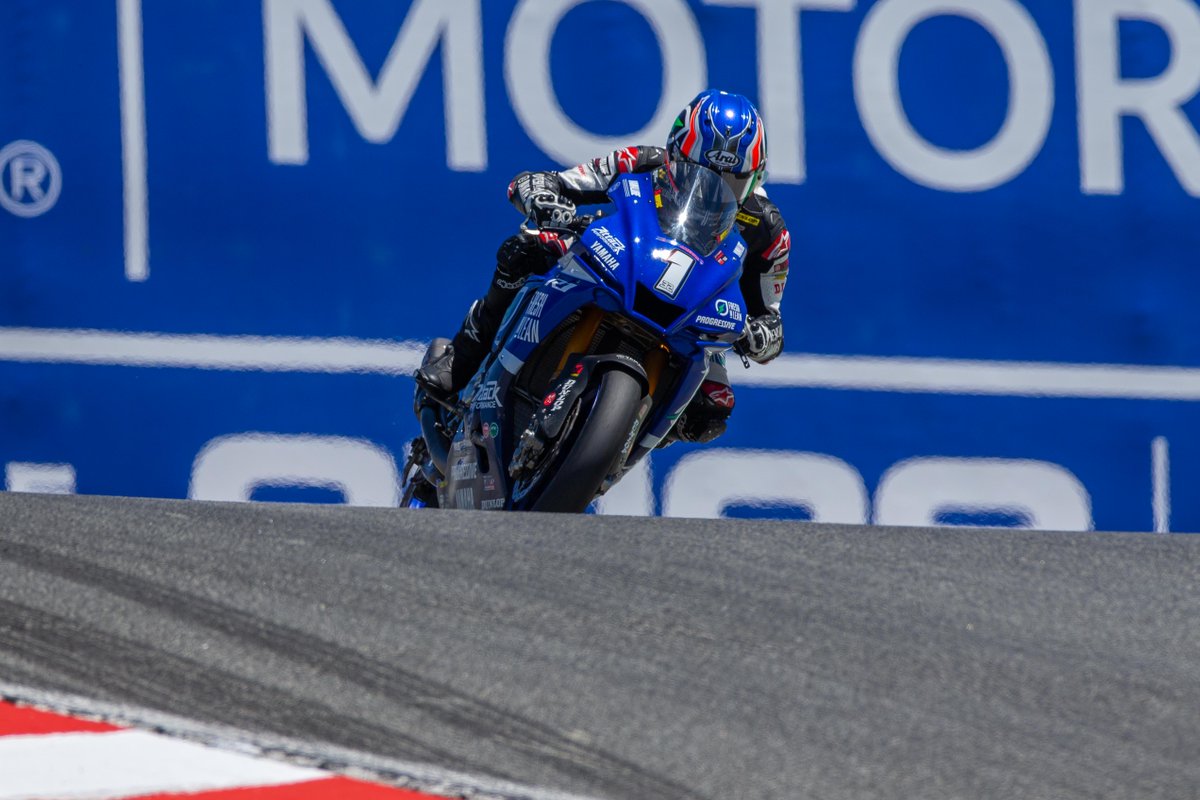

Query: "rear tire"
left=528, top=369, right=643, bottom=513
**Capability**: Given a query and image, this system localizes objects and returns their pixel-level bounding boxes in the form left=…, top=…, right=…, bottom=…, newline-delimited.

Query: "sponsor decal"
left=543, top=391, right=556, bottom=408
left=714, top=250, right=727, bottom=265
left=733, top=241, right=746, bottom=258
left=705, top=148, right=742, bottom=170
left=545, top=277, right=577, bottom=292
left=703, top=381, right=736, bottom=409
left=654, top=190, right=663, bottom=208
left=736, top=210, right=759, bottom=227
left=625, top=180, right=642, bottom=198
left=589, top=240, right=620, bottom=271
left=766, top=229, right=792, bottom=261
left=527, top=291, right=548, bottom=317
left=695, top=314, right=738, bottom=330
left=621, top=417, right=643, bottom=459
left=514, top=291, right=548, bottom=343
left=594, top=226, right=626, bottom=254
left=514, top=315, right=539, bottom=343
left=483, top=475, right=497, bottom=492
left=474, top=381, right=502, bottom=410
left=490, top=422, right=499, bottom=439
left=715, top=299, right=743, bottom=321
left=454, top=487, right=475, bottom=507
left=551, top=378, right=577, bottom=412
left=451, top=461, right=478, bottom=481
left=481, top=498, right=505, bottom=510
left=571, top=362, right=584, bottom=377
left=763, top=268, right=789, bottom=301
left=616, top=147, right=639, bottom=173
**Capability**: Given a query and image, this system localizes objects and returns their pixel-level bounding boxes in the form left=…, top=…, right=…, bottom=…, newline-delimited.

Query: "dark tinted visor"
left=721, top=170, right=757, bottom=205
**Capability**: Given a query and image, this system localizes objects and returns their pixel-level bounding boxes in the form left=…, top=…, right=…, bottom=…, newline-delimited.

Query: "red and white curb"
left=0, top=685, right=599, bottom=800
left=0, top=700, right=447, bottom=799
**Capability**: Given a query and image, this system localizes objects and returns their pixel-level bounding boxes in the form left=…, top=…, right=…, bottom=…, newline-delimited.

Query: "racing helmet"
left=667, top=90, right=767, bottom=205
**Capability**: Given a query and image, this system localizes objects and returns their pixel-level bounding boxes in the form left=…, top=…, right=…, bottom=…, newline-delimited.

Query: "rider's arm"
left=507, top=146, right=667, bottom=221
left=736, top=191, right=791, bottom=364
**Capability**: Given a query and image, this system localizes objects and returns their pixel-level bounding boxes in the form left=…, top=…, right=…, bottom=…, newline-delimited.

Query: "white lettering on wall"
left=854, top=0, right=1054, bottom=191
left=593, top=456, right=655, bottom=516
left=873, top=457, right=1093, bottom=530
left=702, top=0, right=856, bottom=185
left=0, top=140, right=63, bottom=219
left=5, top=462, right=76, bottom=494
left=189, top=433, right=400, bottom=506
left=264, top=0, right=486, bottom=169
left=255, top=0, right=1200, bottom=196
left=662, top=449, right=869, bottom=522
left=505, top=0, right=706, bottom=165
left=1077, top=0, right=1200, bottom=196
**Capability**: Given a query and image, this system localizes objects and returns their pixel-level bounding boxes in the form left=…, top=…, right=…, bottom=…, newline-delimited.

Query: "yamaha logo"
left=704, top=148, right=742, bottom=170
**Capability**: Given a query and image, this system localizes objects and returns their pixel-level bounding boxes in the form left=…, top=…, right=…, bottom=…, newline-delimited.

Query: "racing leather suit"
left=429, top=146, right=791, bottom=444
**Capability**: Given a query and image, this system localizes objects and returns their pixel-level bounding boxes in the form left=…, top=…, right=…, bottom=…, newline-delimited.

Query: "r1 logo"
left=0, top=140, right=62, bottom=218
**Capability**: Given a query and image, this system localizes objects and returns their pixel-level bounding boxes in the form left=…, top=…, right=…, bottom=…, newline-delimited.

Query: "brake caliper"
left=507, top=360, right=589, bottom=480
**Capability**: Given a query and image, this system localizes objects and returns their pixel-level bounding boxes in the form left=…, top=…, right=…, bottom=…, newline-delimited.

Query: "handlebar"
left=521, top=210, right=603, bottom=238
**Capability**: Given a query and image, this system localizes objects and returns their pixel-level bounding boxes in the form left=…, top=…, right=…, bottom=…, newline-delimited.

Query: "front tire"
left=527, top=369, right=643, bottom=513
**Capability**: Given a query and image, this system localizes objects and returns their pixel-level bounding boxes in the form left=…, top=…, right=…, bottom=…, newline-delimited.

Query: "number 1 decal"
left=654, top=249, right=696, bottom=299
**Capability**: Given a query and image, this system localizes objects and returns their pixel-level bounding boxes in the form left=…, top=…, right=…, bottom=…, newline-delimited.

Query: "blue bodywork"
left=441, top=172, right=748, bottom=508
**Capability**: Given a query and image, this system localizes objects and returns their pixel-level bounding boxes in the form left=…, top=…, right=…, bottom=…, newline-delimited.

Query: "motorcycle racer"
left=418, top=90, right=790, bottom=446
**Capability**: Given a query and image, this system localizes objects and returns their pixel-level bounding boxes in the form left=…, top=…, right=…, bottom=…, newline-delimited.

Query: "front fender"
left=535, top=353, right=648, bottom=441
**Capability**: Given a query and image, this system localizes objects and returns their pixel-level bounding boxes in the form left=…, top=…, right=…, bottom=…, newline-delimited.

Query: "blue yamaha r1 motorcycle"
left=405, top=161, right=748, bottom=512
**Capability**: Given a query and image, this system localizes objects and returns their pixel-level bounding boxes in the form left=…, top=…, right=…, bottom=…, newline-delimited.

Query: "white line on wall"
left=0, top=327, right=425, bottom=374
left=737, top=353, right=1200, bottom=400
left=4, top=326, right=1200, bottom=401
left=117, top=0, right=149, bottom=282
left=1153, top=436, right=1171, bottom=533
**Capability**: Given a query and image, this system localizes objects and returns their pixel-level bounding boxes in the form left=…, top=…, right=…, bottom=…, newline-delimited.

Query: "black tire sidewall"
left=528, top=369, right=643, bottom=513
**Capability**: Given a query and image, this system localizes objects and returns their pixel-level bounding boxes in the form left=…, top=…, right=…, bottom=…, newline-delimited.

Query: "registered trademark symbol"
left=0, top=140, right=62, bottom=218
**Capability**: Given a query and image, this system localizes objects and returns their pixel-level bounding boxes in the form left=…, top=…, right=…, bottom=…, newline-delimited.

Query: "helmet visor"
left=720, top=169, right=761, bottom=205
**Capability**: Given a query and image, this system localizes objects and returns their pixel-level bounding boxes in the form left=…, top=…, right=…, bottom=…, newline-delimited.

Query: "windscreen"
left=653, top=161, right=738, bottom=257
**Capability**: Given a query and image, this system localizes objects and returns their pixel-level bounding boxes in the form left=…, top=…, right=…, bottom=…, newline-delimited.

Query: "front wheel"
left=525, top=369, right=644, bottom=513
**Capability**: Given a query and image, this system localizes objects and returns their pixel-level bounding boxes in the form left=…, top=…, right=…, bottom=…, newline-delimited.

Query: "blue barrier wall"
left=3, top=0, right=1198, bottom=531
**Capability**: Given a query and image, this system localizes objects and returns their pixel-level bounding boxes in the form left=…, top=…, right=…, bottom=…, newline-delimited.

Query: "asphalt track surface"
left=1, top=493, right=1198, bottom=799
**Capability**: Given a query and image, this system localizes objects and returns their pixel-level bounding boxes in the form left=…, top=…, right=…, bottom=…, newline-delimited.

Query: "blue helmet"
left=667, top=90, right=767, bottom=205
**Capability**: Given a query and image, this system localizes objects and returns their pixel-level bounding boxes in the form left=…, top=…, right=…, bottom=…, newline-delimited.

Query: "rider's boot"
left=659, top=358, right=736, bottom=447
left=414, top=301, right=487, bottom=399
left=415, top=290, right=510, bottom=400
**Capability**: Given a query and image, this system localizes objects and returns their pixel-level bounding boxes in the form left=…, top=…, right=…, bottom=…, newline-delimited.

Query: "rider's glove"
left=735, top=314, right=784, bottom=364
left=509, top=171, right=576, bottom=231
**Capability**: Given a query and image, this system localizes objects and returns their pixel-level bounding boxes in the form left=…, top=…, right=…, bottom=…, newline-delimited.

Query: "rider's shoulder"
left=736, top=188, right=788, bottom=237
left=594, top=146, right=667, bottom=176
